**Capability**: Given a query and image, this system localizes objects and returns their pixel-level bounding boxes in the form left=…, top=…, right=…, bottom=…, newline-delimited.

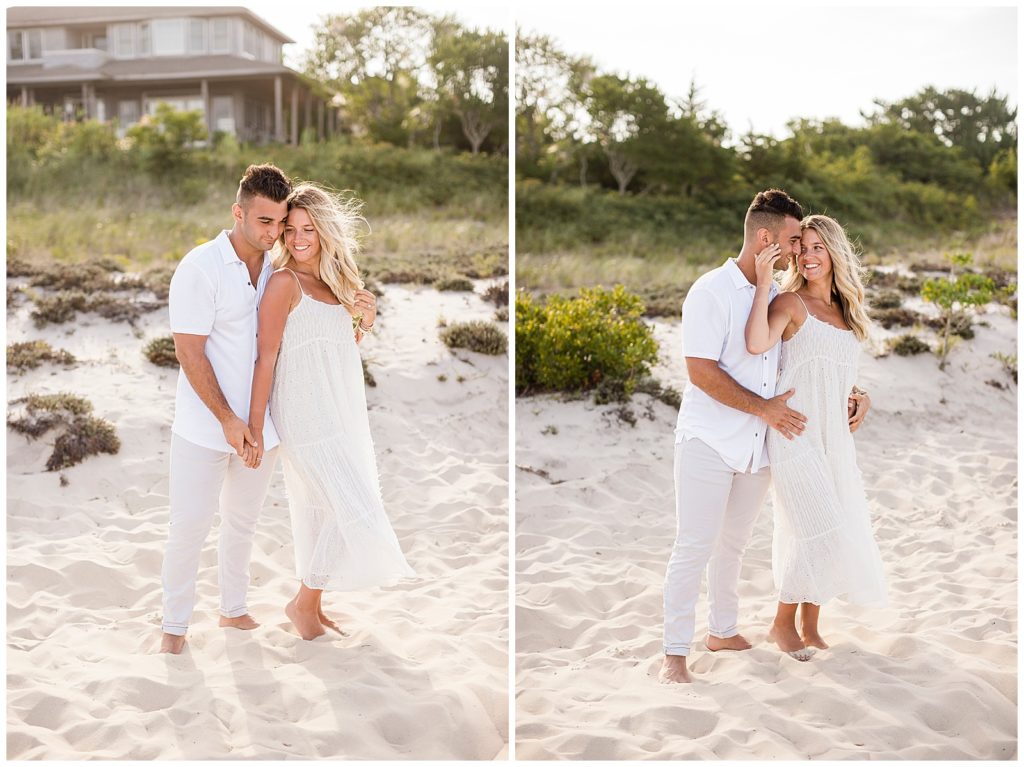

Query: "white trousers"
left=663, top=437, right=771, bottom=656
left=161, top=433, right=279, bottom=636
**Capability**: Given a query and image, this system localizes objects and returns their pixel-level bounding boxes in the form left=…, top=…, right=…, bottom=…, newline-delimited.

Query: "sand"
left=7, top=280, right=509, bottom=759
left=515, top=296, right=1017, bottom=760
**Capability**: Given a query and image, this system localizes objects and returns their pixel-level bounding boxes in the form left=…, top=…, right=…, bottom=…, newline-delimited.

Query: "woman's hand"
left=848, top=391, right=870, bottom=433
left=754, top=243, right=782, bottom=287
left=353, top=288, right=377, bottom=329
left=245, top=424, right=265, bottom=469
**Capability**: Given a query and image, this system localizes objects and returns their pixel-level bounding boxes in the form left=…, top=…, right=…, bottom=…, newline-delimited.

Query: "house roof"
left=7, top=55, right=300, bottom=86
left=6, top=6, right=295, bottom=44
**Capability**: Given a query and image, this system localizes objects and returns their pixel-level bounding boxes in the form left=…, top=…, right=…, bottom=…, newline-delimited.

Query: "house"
left=6, top=6, right=339, bottom=143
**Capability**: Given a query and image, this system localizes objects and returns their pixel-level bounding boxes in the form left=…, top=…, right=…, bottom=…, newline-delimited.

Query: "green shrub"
left=515, top=285, right=659, bottom=396
left=440, top=321, right=508, bottom=355
left=494, top=306, right=509, bottom=322
left=434, top=275, right=475, bottom=291
left=921, top=253, right=995, bottom=369
left=30, top=290, right=160, bottom=327
left=869, top=306, right=923, bottom=329
left=143, top=336, right=178, bottom=368
left=889, top=334, right=930, bottom=356
left=871, top=290, right=904, bottom=309
left=7, top=391, right=120, bottom=471
left=7, top=341, right=76, bottom=373
left=484, top=281, right=509, bottom=306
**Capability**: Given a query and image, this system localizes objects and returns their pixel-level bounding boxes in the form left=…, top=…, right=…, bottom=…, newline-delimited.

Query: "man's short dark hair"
left=236, top=163, right=291, bottom=207
left=744, top=189, right=803, bottom=240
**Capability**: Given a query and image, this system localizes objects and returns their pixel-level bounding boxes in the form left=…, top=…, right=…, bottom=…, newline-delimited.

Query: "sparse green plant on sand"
left=990, top=352, right=1017, bottom=384
left=7, top=341, right=76, bottom=373
left=143, top=336, right=178, bottom=368
left=7, top=392, right=120, bottom=471
left=889, top=334, right=930, bottom=356
left=484, top=281, right=509, bottom=307
left=921, top=253, right=995, bottom=369
left=440, top=321, right=508, bottom=355
left=434, top=275, right=475, bottom=292
left=494, top=306, right=509, bottom=322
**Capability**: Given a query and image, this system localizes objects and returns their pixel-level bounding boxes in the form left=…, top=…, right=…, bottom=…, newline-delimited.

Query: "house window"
left=212, top=96, right=235, bottom=134
left=118, top=100, right=140, bottom=127
left=113, top=24, right=133, bottom=57
left=188, top=19, right=206, bottom=53
left=144, top=95, right=204, bottom=116
left=210, top=18, right=230, bottom=53
left=8, top=29, right=43, bottom=61
left=137, top=22, right=151, bottom=56
left=152, top=19, right=185, bottom=56
left=242, top=22, right=259, bottom=58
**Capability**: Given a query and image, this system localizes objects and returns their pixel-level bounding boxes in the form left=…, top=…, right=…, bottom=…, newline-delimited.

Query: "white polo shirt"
left=168, top=230, right=281, bottom=453
left=674, top=258, right=780, bottom=472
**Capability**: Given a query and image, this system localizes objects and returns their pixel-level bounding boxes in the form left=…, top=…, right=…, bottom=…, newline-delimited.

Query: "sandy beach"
left=7, top=280, right=509, bottom=759
left=515, top=292, right=1017, bottom=760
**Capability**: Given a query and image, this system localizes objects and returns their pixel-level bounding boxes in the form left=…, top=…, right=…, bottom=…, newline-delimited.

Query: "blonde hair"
left=780, top=214, right=871, bottom=341
left=272, top=183, right=367, bottom=309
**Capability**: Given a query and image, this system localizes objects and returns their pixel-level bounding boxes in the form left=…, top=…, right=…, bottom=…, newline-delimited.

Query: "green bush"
left=7, top=391, right=120, bottom=471
left=433, top=275, right=475, bottom=291
left=484, top=281, right=509, bottom=307
left=869, top=306, right=923, bottom=329
left=515, top=285, right=659, bottom=396
left=440, top=320, right=508, bottom=355
left=143, top=336, right=178, bottom=368
left=921, top=253, right=995, bottom=369
left=889, top=334, right=930, bottom=356
left=7, top=341, right=76, bottom=373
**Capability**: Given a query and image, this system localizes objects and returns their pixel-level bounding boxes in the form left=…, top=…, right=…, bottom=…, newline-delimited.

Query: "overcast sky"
left=516, top=2, right=1018, bottom=139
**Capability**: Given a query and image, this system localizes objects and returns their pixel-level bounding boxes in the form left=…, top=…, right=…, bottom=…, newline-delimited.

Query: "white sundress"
left=766, top=296, right=888, bottom=607
left=269, top=269, right=415, bottom=591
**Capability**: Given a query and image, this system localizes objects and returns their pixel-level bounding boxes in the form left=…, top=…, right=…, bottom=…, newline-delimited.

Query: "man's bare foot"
left=286, top=598, right=326, bottom=640
left=658, top=655, right=693, bottom=684
left=219, top=614, right=259, bottom=630
left=768, top=623, right=815, bottom=661
left=705, top=633, right=753, bottom=651
left=801, top=631, right=829, bottom=650
left=159, top=633, right=186, bottom=654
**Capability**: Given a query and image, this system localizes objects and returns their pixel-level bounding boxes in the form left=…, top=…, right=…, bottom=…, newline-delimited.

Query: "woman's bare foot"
left=768, top=623, right=815, bottom=661
left=219, top=614, right=259, bottom=630
left=705, top=633, right=752, bottom=651
left=658, top=655, right=693, bottom=684
left=801, top=631, right=829, bottom=650
left=286, top=598, right=326, bottom=640
left=159, top=633, right=187, bottom=654
left=317, top=608, right=347, bottom=636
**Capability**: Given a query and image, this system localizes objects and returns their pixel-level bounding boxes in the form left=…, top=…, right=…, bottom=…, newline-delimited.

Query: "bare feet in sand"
left=768, top=623, right=815, bottom=661
left=658, top=655, right=693, bottom=684
left=286, top=598, right=326, bottom=640
left=705, top=633, right=752, bottom=651
left=159, top=633, right=186, bottom=654
left=219, top=614, right=259, bottom=630
left=317, top=607, right=347, bottom=636
left=801, top=631, right=829, bottom=650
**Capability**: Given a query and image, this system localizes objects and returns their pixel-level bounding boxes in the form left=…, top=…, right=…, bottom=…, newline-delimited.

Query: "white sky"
left=516, top=2, right=1018, bottom=139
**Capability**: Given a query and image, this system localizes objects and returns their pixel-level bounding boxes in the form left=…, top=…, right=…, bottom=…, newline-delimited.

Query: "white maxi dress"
left=270, top=273, right=415, bottom=590
left=767, top=299, right=887, bottom=607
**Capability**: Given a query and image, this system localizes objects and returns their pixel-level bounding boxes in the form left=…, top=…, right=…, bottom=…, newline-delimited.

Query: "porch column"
left=81, top=83, right=91, bottom=119
left=20, top=87, right=28, bottom=106
left=290, top=83, right=298, bottom=145
left=317, top=99, right=324, bottom=141
left=273, top=75, right=283, bottom=142
left=304, top=89, right=312, bottom=141
left=200, top=78, right=210, bottom=136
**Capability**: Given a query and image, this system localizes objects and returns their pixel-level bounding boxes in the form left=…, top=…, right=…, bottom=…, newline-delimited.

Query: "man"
left=159, top=164, right=291, bottom=654
left=659, top=189, right=869, bottom=683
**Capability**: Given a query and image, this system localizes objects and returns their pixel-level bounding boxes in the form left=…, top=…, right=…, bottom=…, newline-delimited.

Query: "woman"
left=247, top=182, right=415, bottom=641
left=745, top=214, right=887, bottom=661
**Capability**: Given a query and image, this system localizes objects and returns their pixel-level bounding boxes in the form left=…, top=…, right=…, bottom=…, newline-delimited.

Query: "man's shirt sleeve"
left=168, top=261, right=216, bottom=336
left=681, top=287, right=728, bottom=362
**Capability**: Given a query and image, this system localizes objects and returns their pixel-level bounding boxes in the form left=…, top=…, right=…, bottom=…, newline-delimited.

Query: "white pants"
left=161, top=434, right=279, bottom=636
left=663, top=437, right=771, bottom=656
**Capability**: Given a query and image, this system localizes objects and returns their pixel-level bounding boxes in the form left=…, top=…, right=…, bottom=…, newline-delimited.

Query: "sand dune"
left=515, top=300, right=1017, bottom=760
left=7, top=280, right=509, bottom=760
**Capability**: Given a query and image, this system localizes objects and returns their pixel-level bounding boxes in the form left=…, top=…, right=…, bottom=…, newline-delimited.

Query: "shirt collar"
left=216, top=230, right=272, bottom=269
left=725, top=257, right=754, bottom=290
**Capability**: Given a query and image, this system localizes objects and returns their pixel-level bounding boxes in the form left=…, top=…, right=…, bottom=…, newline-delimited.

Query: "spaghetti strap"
left=280, top=267, right=306, bottom=298
left=791, top=291, right=810, bottom=320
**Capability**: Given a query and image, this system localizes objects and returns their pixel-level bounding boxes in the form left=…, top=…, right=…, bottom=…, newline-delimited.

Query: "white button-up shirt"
left=674, top=258, right=780, bottom=472
left=168, top=230, right=281, bottom=453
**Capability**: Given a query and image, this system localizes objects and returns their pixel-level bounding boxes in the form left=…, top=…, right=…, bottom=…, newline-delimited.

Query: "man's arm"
left=173, top=333, right=255, bottom=458
left=686, top=357, right=806, bottom=440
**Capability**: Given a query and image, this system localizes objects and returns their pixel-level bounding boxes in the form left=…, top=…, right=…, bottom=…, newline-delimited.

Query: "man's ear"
left=231, top=202, right=243, bottom=224
left=757, top=227, right=771, bottom=246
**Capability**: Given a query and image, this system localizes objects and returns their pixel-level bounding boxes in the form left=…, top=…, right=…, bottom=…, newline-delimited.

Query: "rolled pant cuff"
left=708, top=629, right=739, bottom=639
left=220, top=606, right=249, bottom=619
left=162, top=624, right=188, bottom=637
left=663, top=646, right=690, bottom=657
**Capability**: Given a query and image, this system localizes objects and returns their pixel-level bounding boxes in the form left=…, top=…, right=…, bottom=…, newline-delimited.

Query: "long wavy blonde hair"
left=273, top=183, right=368, bottom=310
left=781, top=214, right=871, bottom=341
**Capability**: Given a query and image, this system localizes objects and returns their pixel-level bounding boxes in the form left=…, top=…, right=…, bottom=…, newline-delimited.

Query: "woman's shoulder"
left=771, top=290, right=805, bottom=312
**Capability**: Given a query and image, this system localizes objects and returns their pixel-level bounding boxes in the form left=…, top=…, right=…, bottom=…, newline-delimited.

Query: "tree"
left=432, top=27, right=508, bottom=154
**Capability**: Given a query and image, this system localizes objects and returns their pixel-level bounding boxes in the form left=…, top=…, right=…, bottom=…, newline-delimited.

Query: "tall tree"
left=432, top=27, right=508, bottom=154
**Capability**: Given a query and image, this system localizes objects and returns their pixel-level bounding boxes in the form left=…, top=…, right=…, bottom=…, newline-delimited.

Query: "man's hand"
left=761, top=389, right=807, bottom=440
left=244, top=425, right=265, bottom=469
left=848, top=390, right=871, bottom=433
left=222, top=415, right=257, bottom=459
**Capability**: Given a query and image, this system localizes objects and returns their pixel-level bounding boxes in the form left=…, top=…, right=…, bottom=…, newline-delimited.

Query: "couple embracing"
left=661, top=189, right=887, bottom=683
left=159, top=164, right=414, bottom=654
